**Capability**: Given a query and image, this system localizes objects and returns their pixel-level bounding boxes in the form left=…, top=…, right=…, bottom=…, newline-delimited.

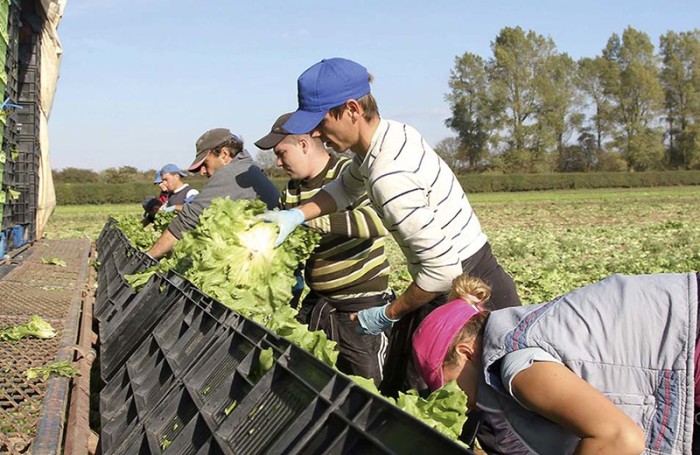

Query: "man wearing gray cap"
left=147, top=128, right=279, bottom=259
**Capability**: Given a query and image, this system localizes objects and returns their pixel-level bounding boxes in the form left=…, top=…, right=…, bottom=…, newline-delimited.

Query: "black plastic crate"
left=127, top=337, right=180, bottom=420
left=99, top=275, right=182, bottom=381
left=17, top=32, right=40, bottom=69
left=1, top=208, right=13, bottom=231
left=102, top=428, right=150, bottom=455
left=17, top=79, right=37, bottom=104
left=2, top=5, right=19, bottom=106
left=100, top=391, right=142, bottom=454
left=15, top=134, right=37, bottom=155
left=100, top=365, right=138, bottom=421
left=15, top=100, right=37, bottom=126
left=8, top=203, right=30, bottom=224
left=96, top=230, right=132, bottom=274
left=104, top=251, right=169, bottom=312
left=156, top=413, right=225, bottom=455
left=10, top=170, right=35, bottom=185
left=182, top=320, right=291, bottom=429
left=3, top=115, right=18, bottom=149
left=296, top=384, right=471, bottom=455
left=210, top=346, right=346, bottom=455
left=114, top=244, right=152, bottom=275
left=152, top=289, right=235, bottom=377
left=96, top=276, right=137, bottom=321
left=103, top=259, right=151, bottom=306
left=95, top=221, right=118, bottom=254
left=195, top=335, right=471, bottom=455
left=96, top=218, right=116, bottom=248
left=101, top=249, right=156, bottom=315
left=142, top=383, right=204, bottom=453
left=14, top=116, right=35, bottom=136
left=99, top=267, right=164, bottom=338
left=13, top=150, right=39, bottom=166
left=122, top=299, right=236, bottom=419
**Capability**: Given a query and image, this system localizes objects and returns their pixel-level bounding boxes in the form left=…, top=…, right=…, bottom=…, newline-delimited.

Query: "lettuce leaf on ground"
left=26, top=360, right=79, bottom=381
left=41, top=257, right=66, bottom=267
left=1, top=315, right=57, bottom=341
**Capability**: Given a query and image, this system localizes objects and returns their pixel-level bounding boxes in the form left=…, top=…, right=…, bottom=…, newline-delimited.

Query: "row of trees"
left=440, top=26, right=700, bottom=173
left=53, top=166, right=158, bottom=184
left=53, top=166, right=209, bottom=185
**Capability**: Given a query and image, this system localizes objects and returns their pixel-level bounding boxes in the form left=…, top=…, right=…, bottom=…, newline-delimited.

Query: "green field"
left=45, top=186, right=700, bottom=305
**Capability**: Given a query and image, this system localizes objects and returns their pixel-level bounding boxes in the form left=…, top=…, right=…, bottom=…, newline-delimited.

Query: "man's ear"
left=219, top=147, right=234, bottom=161
left=298, top=136, right=309, bottom=153
left=346, top=99, right=362, bottom=120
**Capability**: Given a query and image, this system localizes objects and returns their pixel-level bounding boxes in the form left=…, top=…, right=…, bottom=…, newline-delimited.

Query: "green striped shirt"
left=280, top=155, right=390, bottom=298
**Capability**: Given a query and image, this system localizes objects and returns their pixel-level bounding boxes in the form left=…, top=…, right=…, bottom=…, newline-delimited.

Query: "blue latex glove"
left=258, top=209, right=305, bottom=247
left=356, top=303, right=400, bottom=335
left=163, top=205, right=177, bottom=213
left=292, top=273, right=305, bottom=293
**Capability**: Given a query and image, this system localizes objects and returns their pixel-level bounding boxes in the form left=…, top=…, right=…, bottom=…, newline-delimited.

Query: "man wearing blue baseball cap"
left=153, top=163, right=199, bottom=213
left=261, top=58, right=522, bottom=399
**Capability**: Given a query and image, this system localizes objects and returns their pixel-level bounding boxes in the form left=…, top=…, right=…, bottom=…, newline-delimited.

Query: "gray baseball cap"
left=189, top=128, right=238, bottom=171
left=254, top=112, right=293, bottom=150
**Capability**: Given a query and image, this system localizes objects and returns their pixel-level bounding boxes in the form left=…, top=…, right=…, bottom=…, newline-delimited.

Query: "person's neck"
left=351, top=116, right=380, bottom=159
left=302, top=152, right=331, bottom=182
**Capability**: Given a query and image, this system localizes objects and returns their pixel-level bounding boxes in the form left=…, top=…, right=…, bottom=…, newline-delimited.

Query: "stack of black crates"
left=95, top=219, right=473, bottom=455
left=1, top=0, right=41, bottom=253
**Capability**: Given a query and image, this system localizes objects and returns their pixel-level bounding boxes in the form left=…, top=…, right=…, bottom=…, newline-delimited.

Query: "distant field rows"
left=45, top=186, right=700, bottom=304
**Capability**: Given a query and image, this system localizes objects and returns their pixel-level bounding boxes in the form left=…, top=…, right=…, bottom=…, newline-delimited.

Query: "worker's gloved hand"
left=292, top=272, right=305, bottom=293
left=356, top=303, right=399, bottom=335
left=163, top=205, right=177, bottom=213
left=258, top=209, right=305, bottom=247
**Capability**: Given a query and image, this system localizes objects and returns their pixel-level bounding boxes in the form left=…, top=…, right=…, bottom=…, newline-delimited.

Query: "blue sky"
left=48, top=0, right=700, bottom=171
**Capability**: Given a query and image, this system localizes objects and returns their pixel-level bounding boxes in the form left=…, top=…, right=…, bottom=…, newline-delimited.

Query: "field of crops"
left=44, top=186, right=700, bottom=305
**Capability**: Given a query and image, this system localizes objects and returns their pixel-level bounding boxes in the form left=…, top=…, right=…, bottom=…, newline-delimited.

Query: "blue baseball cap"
left=283, top=58, right=371, bottom=134
left=154, top=164, right=187, bottom=183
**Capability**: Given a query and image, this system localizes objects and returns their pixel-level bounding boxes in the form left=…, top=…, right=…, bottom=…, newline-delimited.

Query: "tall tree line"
left=442, top=26, right=700, bottom=173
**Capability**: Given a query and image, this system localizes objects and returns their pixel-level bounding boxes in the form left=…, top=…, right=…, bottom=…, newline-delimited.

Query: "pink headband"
left=412, top=298, right=481, bottom=391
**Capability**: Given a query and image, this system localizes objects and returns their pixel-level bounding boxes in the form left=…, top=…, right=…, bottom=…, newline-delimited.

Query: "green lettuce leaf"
left=26, top=360, right=79, bottom=381
left=394, top=381, right=468, bottom=441
left=1, top=315, right=58, bottom=341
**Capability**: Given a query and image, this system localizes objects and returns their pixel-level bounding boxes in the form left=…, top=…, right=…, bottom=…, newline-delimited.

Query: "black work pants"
left=297, top=290, right=394, bottom=386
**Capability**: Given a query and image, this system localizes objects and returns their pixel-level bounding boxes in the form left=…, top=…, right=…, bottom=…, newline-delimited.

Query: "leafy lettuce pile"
left=114, top=211, right=176, bottom=251
left=127, top=198, right=338, bottom=367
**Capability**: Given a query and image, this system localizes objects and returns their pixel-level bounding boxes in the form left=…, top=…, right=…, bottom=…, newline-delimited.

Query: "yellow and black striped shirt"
left=280, top=155, right=390, bottom=298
